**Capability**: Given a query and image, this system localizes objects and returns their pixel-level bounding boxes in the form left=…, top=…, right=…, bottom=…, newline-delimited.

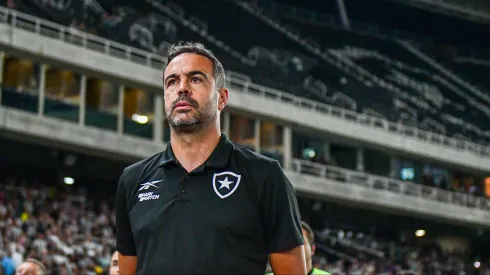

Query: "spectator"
left=108, top=251, right=119, bottom=275
left=0, top=251, right=14, bottom=275
left=0, top=183, right=115, bottom=275
left=15, top=258, right=46, bottom=275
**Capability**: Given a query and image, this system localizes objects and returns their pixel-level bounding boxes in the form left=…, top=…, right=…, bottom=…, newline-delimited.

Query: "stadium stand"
left=260, top=2, right=490, bottom=142
left=0, top=0, right=487, bottom=205
left=0, top=0, right=489, bottom=196
left=0, top=155, right=487, bottom=275
left=1, top=4, right=486, bottom=210
left=1, top=0, right=490, bottom=274
left=1, top=171, right=488, bottom=275
left=7, top=0, right=490, bottom=147
left=0, top=138, right=124, bottom=275
left=0, top=181, right=116, bottom=275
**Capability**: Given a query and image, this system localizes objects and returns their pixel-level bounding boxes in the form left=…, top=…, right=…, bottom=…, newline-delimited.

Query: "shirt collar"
left=159, top=134, right=233, bottom=169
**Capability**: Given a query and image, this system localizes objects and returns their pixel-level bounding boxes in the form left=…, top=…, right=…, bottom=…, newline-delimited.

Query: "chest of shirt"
left=128, top=168, right=261, bottom=237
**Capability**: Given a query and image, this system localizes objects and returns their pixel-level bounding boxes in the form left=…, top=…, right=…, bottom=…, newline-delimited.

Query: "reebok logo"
left=138, top=180, right=163, bottom=192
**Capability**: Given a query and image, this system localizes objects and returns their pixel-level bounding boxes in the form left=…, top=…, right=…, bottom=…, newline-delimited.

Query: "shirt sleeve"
left=115, top=169, right=137, bottom=256
left=261, top=161, right=304, bottom=253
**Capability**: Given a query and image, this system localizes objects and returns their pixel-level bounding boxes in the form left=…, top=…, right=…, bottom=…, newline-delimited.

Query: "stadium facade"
left=0, top=1, right=489, bottom=230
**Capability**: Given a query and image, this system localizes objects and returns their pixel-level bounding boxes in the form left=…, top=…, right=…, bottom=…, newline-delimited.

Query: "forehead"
left=111, top=251, right=118, bottom=260
left=19, top=262, right=37, bottom=270
left=164, top=53, right=213, bottom=77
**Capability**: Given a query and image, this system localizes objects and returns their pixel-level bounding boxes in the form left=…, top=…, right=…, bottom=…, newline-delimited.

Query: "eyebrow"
left=164, top=70, right=209, bottom=84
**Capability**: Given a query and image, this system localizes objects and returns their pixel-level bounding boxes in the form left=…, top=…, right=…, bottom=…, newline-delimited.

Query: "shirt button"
left=181, top=189, right=187, bottom=194
left=184, top=175, right=189, bottom=180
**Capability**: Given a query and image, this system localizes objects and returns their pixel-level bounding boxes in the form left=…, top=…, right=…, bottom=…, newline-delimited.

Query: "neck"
left=169, top=123, right=221, bottom=172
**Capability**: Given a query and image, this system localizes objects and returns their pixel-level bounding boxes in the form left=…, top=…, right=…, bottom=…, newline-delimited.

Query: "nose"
left=177, top=80, right=191, bottom=96
left=178, top=88, right=190, bottom=96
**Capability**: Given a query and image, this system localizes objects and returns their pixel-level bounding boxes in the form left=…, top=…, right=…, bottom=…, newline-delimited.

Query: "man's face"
left=302, top=228, right=315, bottom=264
left=109, top=251, right=119, bottom=275
left=15, top=262, right=39, bottom=275
left=163, top=53, right=225, bottom=133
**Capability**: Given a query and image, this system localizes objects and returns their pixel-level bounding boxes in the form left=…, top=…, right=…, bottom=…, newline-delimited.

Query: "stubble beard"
left=165, top=94, right=218, bottom=134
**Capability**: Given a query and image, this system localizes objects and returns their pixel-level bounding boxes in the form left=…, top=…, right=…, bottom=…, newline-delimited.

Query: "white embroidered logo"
left=138, top=192, right=160, bottom=202
left=138, top=180, right=162, bottom=192
left=212, top=171, right=241, bottom=199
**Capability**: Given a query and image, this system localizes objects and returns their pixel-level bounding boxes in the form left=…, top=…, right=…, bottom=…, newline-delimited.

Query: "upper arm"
left=118, top=253, right=137, bottom=275
left=115, top=169, right=137, bottom=256
left=269, top=245, right=307, bottom=275
left=261, top=161, right=304, bottom=253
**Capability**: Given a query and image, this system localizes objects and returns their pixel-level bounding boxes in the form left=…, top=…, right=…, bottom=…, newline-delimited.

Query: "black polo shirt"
left=116, top=134, right=303, bottom=274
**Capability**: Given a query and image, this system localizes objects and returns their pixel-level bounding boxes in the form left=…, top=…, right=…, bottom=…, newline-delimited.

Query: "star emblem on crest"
left=218, top=177, right=233, bottom=189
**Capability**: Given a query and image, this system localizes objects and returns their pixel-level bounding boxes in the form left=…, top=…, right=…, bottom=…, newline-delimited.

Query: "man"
left=266, top=222, right=331, bottom=275
left=109, top=251, right=119, bottom=275
left=116, top=42, right=306, bottom=275
left=15, top=259, right=46, bottom=275
left=300, top=222, right=331, bottom=275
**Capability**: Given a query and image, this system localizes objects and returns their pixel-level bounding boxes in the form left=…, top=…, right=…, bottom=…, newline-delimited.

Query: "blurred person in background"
left=301, top=222, right=331, bottom=275
left=109, top=251, right=119, bottom=275
left=265, top=261, right=273, bottom=275
left=1, top=251, right=15, bottom=275
left=266, top=222, right=330, bottom=275
left=15, top=258, right=46, bottom=275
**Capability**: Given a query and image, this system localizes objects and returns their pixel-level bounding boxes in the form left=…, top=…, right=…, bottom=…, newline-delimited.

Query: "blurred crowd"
left=0, top=179, right=487, bottom=275
left=0, top=180, right=116, bottom=275
left=313, top=253, right=487, bottom=275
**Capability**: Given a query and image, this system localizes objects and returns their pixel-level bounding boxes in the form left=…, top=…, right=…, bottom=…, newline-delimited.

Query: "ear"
left=311, top=244, right=316, bottom=256
left=218, top=88, right=229, bottom=111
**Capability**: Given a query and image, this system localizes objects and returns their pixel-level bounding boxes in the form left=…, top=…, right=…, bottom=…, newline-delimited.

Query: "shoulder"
left=231, top=144, right=278, bottom=171
left=120, top=151, right=165, bottom=185
left=230, top=144, right=286, bottom=189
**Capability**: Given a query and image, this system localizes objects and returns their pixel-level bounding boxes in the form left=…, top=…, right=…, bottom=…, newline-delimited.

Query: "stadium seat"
left=9, top=0, right=490, bottom=146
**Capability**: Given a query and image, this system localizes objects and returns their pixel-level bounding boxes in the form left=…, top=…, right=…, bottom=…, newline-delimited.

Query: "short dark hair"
left=165, top=42, right=226, bottom=90
left=301, top=221, right=314, bottom=245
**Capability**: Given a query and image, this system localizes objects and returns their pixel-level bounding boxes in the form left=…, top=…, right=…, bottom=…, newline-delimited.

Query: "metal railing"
left=400, top=41, right=490, bottom=108
left=262, top=0, right=490, bottom=62
left=259, top=1, right=433, bottom=44
left=1, top=6, right=490, bottom=159
left=146, top=0, right=254, bottom=66
left=399, top=0, right=490, bottom=23
left=233, top=1, right=490, bottom=158
left=0, top=6, right=166, bottom=69
left=291, top=159, right=490, bottom=211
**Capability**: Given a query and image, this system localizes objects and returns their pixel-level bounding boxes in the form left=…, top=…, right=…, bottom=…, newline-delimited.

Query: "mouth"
left=174, top=101, right=194, bottom=111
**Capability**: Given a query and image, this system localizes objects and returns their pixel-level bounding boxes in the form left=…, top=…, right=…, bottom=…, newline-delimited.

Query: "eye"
left=190, top=77, right=202, bottom=83
left=167, top=79, right=177, bottom=87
